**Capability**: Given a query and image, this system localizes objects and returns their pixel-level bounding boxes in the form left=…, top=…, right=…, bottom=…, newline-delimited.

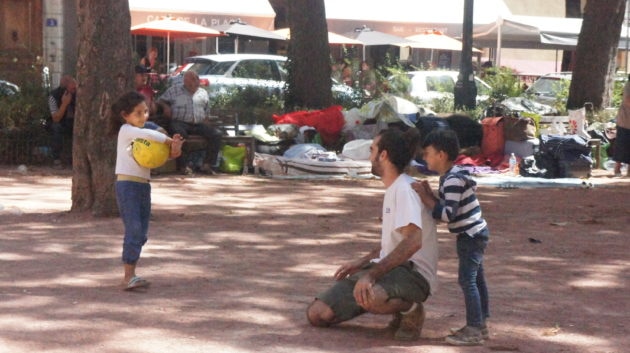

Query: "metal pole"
left=455, top=0, right=476, bottom=110
left=496, top=17, right=502, bottom=67
left=167, top=33, right=170, bottom=74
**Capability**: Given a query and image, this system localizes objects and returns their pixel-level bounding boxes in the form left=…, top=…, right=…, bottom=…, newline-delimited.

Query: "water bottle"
left=509, top=153, right=518, bottom=176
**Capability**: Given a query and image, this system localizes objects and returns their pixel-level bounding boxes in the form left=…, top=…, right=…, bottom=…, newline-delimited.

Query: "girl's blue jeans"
left=456, top=230, right=490, bottom=328
left=115, top=181, right=151, bottom=264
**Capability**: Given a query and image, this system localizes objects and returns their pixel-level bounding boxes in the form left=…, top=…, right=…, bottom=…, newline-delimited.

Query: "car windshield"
left=233, top=60, right=276, bottom=80
left=208, top=61, right=237, bottom=75
left=530, top=77, right=564, bottom=95
left=187, top=61, right=216, bottom=76
left=425, top=74, right=491, bottom=95
left=426, top=75, right=455, bottom=93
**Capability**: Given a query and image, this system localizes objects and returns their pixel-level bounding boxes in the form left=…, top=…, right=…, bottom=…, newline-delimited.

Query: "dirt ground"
left=1, top=165, right=629, bottom=353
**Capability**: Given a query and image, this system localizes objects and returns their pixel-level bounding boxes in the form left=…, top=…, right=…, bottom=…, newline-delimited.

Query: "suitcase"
left=481, top=117, right=505, bottom=157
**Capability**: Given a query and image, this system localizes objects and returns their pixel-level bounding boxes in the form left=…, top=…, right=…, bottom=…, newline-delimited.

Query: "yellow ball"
left=132, top=138, right=169, bottom=169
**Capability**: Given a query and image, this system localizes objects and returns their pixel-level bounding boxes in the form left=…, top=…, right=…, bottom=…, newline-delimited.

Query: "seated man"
left=306, top=128, right=438, bottom=342
left=157, top=71, right=222, bottom=174
left=48, top=75, right=77, bottom=167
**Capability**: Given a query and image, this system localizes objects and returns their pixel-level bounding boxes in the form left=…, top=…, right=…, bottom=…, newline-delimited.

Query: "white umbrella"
left=274, top=28, right=363, bottom=45
left=343, top=25, right=414, bottom=60
left=213, top=19, right=285, bottom=53
left=405, top=29, right=481, bottom=63
left=406, top=30, right=482, bottom=52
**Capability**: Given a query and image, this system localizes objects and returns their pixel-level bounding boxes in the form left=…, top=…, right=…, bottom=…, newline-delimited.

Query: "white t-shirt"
left=375, top=173, right=439, bottom=294
left=115, top=124, right=168, bottom=180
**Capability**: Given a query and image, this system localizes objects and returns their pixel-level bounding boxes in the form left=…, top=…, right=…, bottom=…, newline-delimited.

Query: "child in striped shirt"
left=413, top=129, right=490, bottom=346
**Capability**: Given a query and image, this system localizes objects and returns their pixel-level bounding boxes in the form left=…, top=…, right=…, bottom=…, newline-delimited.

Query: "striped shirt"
left=48, top=91, right=75, bottom=120
left=433, top=165, right=488, bottom=237
left=158, top=84, right=209, bottom=124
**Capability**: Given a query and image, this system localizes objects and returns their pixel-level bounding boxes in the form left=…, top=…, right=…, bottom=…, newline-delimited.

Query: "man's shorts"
left=316, top=262, right=430, bottom=322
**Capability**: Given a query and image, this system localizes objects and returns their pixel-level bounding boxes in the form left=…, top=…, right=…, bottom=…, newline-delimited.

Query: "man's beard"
left=371, top=161, right=382, bottom=177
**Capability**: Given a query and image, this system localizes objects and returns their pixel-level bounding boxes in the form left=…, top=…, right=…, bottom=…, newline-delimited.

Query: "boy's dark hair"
left=108, top=91, right=146, bottom=136
left=422, top=129, right=460, bottom=162
left=377, top=127, right=420, bottom=173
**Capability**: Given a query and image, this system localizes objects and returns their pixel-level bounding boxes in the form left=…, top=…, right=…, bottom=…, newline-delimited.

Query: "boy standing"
left=413, top=129, right=490, bottom=346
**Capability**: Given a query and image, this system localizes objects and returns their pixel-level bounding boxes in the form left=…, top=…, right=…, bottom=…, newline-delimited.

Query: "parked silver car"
left=181, top=54, right=287, bottom=94
left=0, top=79, right=20, bottom=97
left=524, top=72, right=572, bottom=106
left=169, top=53, right=357, bottom=102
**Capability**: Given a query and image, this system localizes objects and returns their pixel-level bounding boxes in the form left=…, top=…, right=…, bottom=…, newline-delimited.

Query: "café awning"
left=129, top=0, right=276, bottom=29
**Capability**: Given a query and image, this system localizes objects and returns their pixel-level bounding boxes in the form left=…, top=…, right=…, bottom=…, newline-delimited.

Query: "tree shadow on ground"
left=0, top=173, right=628, bottom=353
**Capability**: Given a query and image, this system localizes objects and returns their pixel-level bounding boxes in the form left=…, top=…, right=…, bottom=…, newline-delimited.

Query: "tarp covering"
left=342, top=94, right=421, bottom=140
left=473, top=15, right=630, bottom=50
left=272, top=106, right=346, bottom=147
left=328, top=0, right=502, bottom=23
left=325, top=0, right=512, bottom=36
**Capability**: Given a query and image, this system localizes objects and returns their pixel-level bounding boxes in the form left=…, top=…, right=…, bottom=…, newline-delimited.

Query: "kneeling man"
left=306, top=128, right=438, bottom=341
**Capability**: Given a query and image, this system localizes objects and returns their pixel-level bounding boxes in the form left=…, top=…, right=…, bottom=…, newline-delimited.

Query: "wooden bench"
left=208, top=109, right=256, bottom=172
left=539, top=115, right=569, bottom=134
left=539, top=115, right=601, bottom=169
left=166, top=110, right=256, bottom=173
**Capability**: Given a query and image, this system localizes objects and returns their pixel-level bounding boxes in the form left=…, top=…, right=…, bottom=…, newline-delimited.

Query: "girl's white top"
left=115, top=124, right=168, bottom=180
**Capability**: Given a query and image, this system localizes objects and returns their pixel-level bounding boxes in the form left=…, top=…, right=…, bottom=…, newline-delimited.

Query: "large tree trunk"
left=567, top=0, right=626, bottom=110
left=72, top=0, right=133, bottom=216
left=561, top=0, right=582, bottom=72
left=285, top=0, right=332, bottom=110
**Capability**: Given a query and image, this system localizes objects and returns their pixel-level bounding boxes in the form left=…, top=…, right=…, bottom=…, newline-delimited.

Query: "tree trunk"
left=73, top=0, right=133, bottom=216
left=561, top=0, right=582, bottom=72
left=285, top=0, right=332, bottom=110
left=567, top=0, right=626, bottom=110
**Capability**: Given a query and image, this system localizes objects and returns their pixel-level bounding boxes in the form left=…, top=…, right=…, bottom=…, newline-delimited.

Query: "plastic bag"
left=220, top=145, right=246, bottom=173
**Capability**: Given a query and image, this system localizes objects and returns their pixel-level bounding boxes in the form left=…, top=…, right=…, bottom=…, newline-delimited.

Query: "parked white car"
left=524, top=72, right=572, bottom=106
left=169, top=53, right=357, bottom=102
left=391, top=70, right=492, bottom=104
left=169, top=54, right=286, bottom=94
left=524, top=71, right=629, bottom=107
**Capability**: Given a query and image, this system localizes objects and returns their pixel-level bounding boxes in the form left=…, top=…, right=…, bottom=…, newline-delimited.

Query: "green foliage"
left=481, top=66, right=524, bottom=100
left=610, top=78, right=625, bottom=108
left=430, top=96, right=455, bottom=114
left=551, top=80, right=571, bottom=115
left=0, top=81, right=49, bottom=131
left=210, top=81, right=364, bottom=127
left=385, top=67, right=411, bottom=98
left=0, top=81, right=51, bottom=164
left=210, top=86, right=284, bottom=126
left=458, top=102, right=490, bottom=122
left=589, top=107, right=618, bottom=124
